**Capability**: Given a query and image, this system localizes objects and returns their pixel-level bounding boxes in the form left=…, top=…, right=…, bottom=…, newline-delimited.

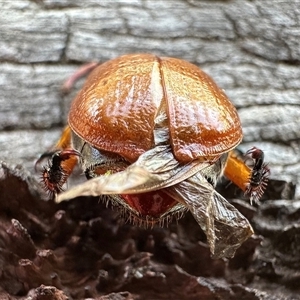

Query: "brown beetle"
left=37, top=53, right=267, bottom=259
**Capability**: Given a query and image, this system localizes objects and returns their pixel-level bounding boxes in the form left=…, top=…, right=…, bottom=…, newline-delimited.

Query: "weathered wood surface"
left=0, top=0, right=299, bottom=181
left=1, top=0, right=300, bottom=299
left=1, top=0, right=300, bottom=197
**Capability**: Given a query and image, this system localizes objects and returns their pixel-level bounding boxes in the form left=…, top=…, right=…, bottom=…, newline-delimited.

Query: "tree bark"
left=1, top=0, right=300, bottom=299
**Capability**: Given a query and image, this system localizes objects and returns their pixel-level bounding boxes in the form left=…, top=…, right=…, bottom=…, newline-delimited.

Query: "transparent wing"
left=165, top=172, right=254, bottom=259
left=56, top=145, right=210, bottom=203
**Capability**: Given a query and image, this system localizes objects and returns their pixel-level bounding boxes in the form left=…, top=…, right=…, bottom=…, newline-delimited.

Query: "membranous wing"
left=165, top=172, right=254, bottom=259
left=56, top=145, right=210, bottom=202
left=56, top=144, right=253, bottom=259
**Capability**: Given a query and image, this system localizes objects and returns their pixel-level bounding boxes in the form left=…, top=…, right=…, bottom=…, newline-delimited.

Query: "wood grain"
left=1, top=0, right=299, bottom=194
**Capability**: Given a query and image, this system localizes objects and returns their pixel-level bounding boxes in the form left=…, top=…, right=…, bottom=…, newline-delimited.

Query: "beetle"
left=37, top=53, right=268, bottom=259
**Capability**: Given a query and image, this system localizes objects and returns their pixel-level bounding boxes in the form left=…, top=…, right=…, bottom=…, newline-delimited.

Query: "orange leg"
left=37, top=126, right=80, bottom=196
left=224, top=150, right=251, bottom=193
left=55, top=126, right=79, bottom=177
left=54, top=125, right=72, bottom=149
left=224, top=149, right=269, bottom=203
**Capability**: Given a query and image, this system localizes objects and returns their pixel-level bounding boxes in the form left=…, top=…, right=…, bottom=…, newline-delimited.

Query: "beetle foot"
left=41, top=149, right=81, bottom=198
left=244, top=147, right=270, bottom=204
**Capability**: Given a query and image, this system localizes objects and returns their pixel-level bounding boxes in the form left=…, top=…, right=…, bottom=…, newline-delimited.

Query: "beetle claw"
left=40, top=149, right=81, bottom=197
left=35, top=151, right=57, bottom=172
left=244, top=147, right=270, bottom=203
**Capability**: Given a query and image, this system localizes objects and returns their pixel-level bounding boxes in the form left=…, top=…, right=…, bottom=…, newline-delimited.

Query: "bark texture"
left=0, top=0, right=300, bottom=299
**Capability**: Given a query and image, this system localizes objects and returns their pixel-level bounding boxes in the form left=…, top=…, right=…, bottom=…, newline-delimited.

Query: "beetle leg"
left=224, top=148, right=269, bottom=204
left=35, top=126, right=73, bottom=168
left=55, top=126, right=72, bottom=149
left=244, top=147, right=270, bottom=204
left=41, top=149, right=81, bottom=197
left=223, top=150, right=251, bottom=193
left=61, top=62, right=99, bottom=94
left=36, top=126, right=80, bottom=197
